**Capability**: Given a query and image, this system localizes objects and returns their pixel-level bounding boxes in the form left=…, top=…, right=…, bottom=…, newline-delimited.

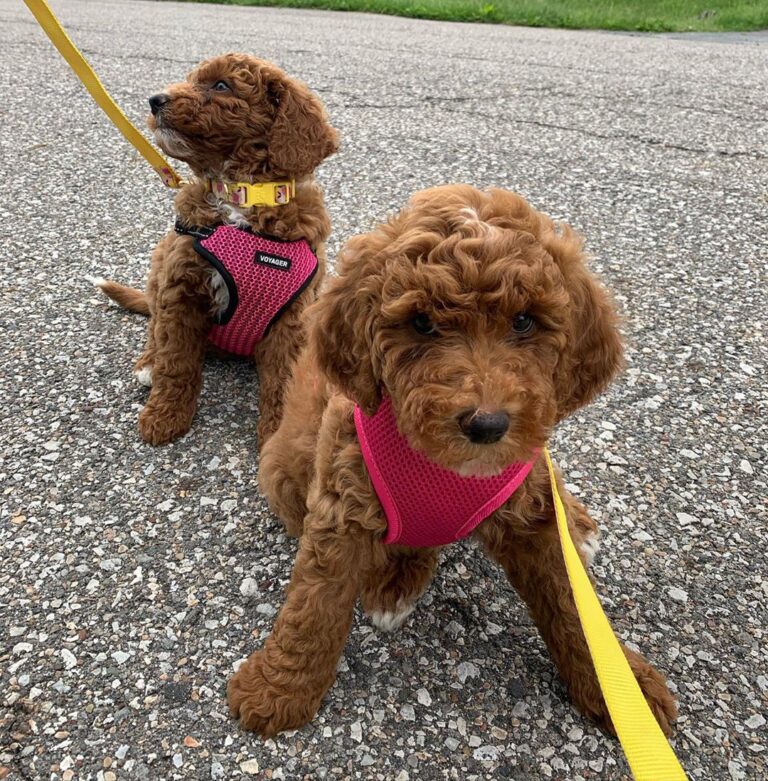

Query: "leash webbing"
left=543, top=448, right=687, bottom=781
left=23, top=0, right=183, bottom=188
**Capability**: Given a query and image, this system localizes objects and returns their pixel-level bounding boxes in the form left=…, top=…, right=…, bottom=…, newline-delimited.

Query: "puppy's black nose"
left=149, top=93, right=171, bottom=115
left=459, top=410, right=510, bottom=444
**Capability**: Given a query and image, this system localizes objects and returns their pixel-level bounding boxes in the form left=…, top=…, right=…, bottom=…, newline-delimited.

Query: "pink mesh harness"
left=355, top=397, right=537, bottom=547
left=177, top=222, right=318, bottom=357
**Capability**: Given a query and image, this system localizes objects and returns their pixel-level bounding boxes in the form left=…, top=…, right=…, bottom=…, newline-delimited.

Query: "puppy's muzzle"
left=458, top=410, right=510, bottom=444
left=149, top=93, right=171, bottom=116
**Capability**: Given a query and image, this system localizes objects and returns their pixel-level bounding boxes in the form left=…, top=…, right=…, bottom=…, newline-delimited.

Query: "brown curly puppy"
left=228, top=184, right=678, bottom=738
left=92, top=53, right=338, bottom=446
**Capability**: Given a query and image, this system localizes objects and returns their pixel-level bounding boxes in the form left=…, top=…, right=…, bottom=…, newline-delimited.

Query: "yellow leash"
left=23, top=0, right=183, bottom=188
left=544, top=448, right=687, bottom=780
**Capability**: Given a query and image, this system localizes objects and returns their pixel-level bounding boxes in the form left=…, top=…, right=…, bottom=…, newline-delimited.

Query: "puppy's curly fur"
left=95, top=53, right=339, bottom=445
left=228, top=185, right=678, bottom=738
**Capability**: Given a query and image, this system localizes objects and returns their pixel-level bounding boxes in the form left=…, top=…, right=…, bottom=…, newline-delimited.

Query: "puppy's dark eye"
left=512, top=313, right=535, bottom=335
left=212, top=80, right=230, bottom=92
left=411, top=312, right=439, bottom=336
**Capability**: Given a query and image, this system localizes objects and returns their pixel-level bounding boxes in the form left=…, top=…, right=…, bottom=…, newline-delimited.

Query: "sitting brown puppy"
left=92, top=53, right=338, bottom=446
left=227, top=184, right=678, bottom=738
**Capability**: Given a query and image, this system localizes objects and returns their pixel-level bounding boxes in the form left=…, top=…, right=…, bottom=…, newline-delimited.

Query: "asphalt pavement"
left=1, top=1, right=766, bottom=779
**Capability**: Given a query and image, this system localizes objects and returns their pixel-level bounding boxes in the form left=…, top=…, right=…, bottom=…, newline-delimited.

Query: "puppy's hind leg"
left=131, top=233, right=172, bottom=389
left=258, top=355, right=326, bottom=538
left=361, top=547, right=439, bottom=632
left=252, top=289, right=314, bottom=450
left=571, top=497, right=601, bottom=566
left=258, top=436, right=309, bottom=538
left=134, top=316, right=158, bottom=388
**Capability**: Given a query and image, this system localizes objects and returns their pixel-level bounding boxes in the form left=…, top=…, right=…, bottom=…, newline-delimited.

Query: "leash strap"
left=23, top=0, right=183, bottom=188
left=543, top=448, right=687, bottom=780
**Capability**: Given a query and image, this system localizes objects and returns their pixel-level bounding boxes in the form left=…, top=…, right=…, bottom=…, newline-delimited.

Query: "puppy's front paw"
left=138, top=402, right=193, bottom=445
left=227, top=652, right=319, bottom=737
left=591, top=648, right=678, bottom=737
left=624, top=647, right=678, bottom=736
left=572, top=647, right=677, bottom=737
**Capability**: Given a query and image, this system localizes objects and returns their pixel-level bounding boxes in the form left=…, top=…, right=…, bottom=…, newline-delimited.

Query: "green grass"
left=177, top=0, right=768, bottom=32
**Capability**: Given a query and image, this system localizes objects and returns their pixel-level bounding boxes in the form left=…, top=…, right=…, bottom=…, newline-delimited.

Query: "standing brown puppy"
left=92, top=53, right=338, bottom=446
left=229, top=185, right=678, bottom=738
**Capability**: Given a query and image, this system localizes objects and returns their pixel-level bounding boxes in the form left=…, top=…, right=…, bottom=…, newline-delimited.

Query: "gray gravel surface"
left=1, top=1, right=767, bottom=779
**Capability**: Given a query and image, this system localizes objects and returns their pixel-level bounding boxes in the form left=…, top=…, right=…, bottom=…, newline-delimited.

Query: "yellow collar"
left=206, top=178, right=296, bottom=208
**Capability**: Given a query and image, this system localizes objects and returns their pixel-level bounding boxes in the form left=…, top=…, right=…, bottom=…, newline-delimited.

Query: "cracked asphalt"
left=1, top=0, right=767, bottom=779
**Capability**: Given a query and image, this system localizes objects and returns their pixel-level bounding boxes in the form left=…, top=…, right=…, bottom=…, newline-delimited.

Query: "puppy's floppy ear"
left=549, top=227, right=624, bottom=419
left=265, top=70, right=340, bottom=178
left=310, top=235, right=382, bottom=414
